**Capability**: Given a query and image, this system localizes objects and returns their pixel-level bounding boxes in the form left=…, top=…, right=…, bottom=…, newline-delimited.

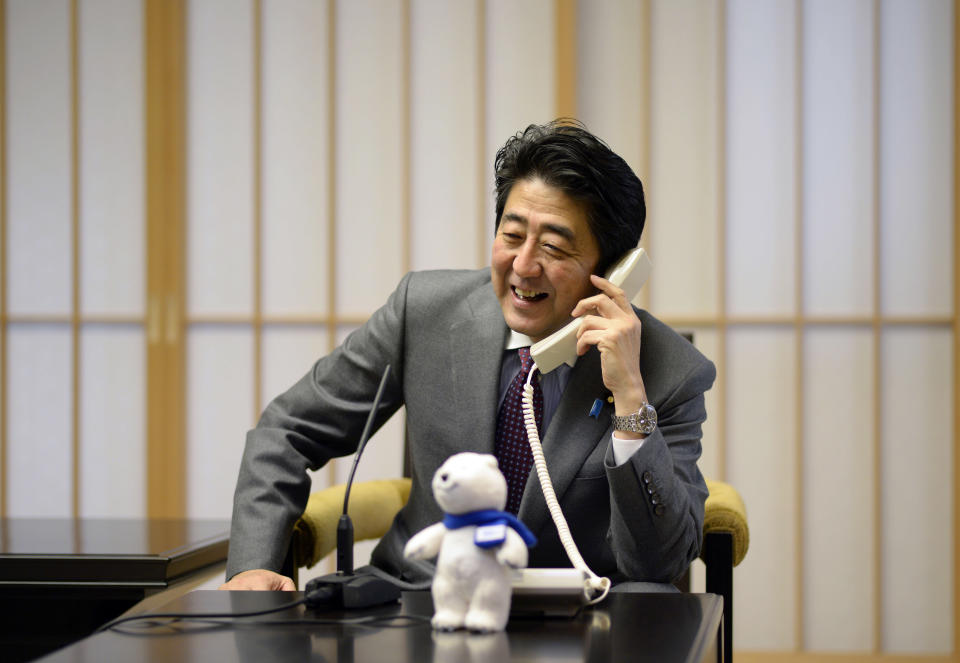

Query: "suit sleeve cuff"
left=610, top=431, right=647, bottom=465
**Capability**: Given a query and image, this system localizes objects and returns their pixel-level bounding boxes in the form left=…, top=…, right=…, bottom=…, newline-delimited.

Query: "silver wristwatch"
left=612, top=402, right=658, bottom=435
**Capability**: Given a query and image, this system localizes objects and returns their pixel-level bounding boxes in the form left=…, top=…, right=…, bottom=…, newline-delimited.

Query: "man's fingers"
left=576, top=328, right=606, bottom=356
left=589, top=274, right=629, bottom=304
left=571, top=275, right=634, bottom=319
left=571, top=293, right=622, bottom=319
left=219, top=569, right=295, bottom=591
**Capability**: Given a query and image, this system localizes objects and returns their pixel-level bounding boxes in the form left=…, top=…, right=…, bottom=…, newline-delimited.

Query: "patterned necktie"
left=494, top=347, right=543, bottom=514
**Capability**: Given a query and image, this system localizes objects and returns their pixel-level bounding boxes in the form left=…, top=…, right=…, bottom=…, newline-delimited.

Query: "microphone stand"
left=305, top=365, right=404, bottom=610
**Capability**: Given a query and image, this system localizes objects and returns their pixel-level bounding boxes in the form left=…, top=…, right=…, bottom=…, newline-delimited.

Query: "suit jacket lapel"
left=517, top=347, right=610, bottom=535
left=448, top=285, right=507, bottom=456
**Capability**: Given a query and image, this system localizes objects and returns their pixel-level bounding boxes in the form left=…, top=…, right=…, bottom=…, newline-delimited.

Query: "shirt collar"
left=505, top=329, right=534, bottom=350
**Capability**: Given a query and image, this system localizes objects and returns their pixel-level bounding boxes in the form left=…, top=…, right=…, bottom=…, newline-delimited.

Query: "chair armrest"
left=291, top=478, right=412, bottom=570
left=701, top=478, right=749, bottom=567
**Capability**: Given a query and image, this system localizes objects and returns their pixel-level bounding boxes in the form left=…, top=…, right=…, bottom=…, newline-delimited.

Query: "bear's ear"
left=484, top=454, right=499, bottom=470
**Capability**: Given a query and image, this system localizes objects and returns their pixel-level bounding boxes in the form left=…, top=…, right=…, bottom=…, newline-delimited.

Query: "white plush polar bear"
left=403, top=452, right=537, bottom=632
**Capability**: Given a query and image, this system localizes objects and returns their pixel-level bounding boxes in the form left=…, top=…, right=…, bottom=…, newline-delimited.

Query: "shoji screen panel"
left=728, top=327, right=800, bottom=650
left=334, top=0, right=406, bottom=317
left=7, top=326, right=72, bottom=516
left=5, top=0, right=72, bottom=517
left=648, top=0, right=721, bottom=320
left=803, top=0, right=874, bottom=318
left=880, top=0, right=953, bottom=319
left=802, top=327, right=876, bottom=651
left=80, top=327, right=145, bottom=517
left=80, top=0, right=145, bottom=318
left=726, top=0, right=797, bottom=319
left=6, top=0, right=71, bottom=318
left=410, top=0, right=484, bottom=272
left=185, top=0, right=256, bottom=518
left=4, top=0, right=146, bottom=518
left=800, top=0, right=877, bottom=653
left=78, top=0, right=145, bottom=518
left=186, top=0, right=254, bottom=319
left=726, top=1, right=799, bottom=648
left=881, top=327, right=953, bottom=653
left=878, top=1, right=954, bottom=654
left=186, top=326, right=254, bottom=519
left=261, top=0, right=329, bottom=319
left=576, top=0, right=646, bottom=184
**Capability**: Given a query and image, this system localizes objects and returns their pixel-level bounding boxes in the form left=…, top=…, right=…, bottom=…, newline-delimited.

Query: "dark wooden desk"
left=40, top=589, right=723, bottom=663
left=0, top=518, right=229, bottom=662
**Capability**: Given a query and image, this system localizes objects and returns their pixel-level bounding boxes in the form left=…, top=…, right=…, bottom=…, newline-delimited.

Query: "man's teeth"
left=515, top=287, right=545, bottom=300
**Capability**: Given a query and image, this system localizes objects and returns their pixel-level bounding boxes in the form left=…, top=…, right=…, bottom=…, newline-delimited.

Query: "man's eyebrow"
left=501, top=212, right=527, bottom=225
left=541, top=223, right=575, bottom=241
left=501, top=214, right=576, bottom=242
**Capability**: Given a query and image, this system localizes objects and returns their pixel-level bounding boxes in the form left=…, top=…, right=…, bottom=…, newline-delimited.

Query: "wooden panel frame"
left=638, top=0, right=652, bottom=312
left=252, top=0, right=262, bottom=421
left=793, top=0, right=805, bottom=647
left=954, top=0, right=959, bottom=653
left=554, top=0, right=576, bottom=119
left=145, top=0, right=186, bottom=518
left=70, top=0, right=80, bottom=518
left=323, top=0, right=337, bottom=493
left=871, top=0, right=883, bottom=650
left=0, top=0, right=7, bottom=519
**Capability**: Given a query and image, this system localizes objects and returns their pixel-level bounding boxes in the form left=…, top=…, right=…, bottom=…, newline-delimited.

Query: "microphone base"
left=305, top=572, right=402, bottom=610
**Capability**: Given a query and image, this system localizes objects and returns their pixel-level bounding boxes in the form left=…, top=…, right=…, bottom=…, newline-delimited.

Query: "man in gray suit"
left=221, top=120, right=716, bottom=591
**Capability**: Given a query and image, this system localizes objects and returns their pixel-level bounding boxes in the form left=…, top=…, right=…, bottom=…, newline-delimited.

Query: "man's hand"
left=572, top=274, right=648, bottom=434
left=219, top=569, right=296, bottom=591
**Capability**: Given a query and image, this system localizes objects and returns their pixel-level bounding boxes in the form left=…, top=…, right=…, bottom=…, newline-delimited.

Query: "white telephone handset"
left=512, top=247, right=652, bottom=607
left=530, top=247, right=652, bottom=374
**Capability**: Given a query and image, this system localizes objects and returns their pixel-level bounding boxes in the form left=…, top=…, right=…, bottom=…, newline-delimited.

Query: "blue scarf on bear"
left=442, top=509, right=538, bottom=549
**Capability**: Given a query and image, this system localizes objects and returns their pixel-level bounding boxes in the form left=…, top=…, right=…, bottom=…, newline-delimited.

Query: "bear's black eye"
left=439, top=473, right=449, bottom=483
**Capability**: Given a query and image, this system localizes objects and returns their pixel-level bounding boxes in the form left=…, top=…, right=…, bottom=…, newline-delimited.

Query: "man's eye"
left=543, top=243, right=564, bottom=255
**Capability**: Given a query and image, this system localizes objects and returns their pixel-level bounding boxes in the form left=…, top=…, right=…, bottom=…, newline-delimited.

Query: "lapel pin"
left=589, top=398, right=603, bottom=419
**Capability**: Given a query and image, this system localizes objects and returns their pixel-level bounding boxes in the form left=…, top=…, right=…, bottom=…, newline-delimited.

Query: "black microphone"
left=304, top=364, right=403, bottom=610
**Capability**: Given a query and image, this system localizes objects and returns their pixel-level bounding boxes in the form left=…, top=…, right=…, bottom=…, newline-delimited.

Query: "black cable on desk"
left=96, top=595, right=310, bottom=633
left=96, top=595, right=430, bottom=634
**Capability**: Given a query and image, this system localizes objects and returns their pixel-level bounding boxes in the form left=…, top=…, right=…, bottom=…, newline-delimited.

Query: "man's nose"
left=513, top=241, right=541, bottom=277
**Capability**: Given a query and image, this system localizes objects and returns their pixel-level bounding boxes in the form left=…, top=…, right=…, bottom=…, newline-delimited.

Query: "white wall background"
left=2, top=0, right=955, bottom=657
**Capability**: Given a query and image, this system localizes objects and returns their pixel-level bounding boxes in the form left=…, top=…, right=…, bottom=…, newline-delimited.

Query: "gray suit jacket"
left=226, top=269, right=715, bottom=584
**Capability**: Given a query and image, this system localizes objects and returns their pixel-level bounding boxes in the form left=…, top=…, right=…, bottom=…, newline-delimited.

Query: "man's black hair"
left=493, top=119, right=646, bottom=275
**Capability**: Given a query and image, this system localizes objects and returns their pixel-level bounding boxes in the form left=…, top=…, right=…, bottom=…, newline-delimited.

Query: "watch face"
left=639, top=403, right=657, bottom=434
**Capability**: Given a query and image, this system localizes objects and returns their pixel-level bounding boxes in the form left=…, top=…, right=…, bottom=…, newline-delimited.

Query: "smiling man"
left=221, top=120, right=716, bottom=592
left=491, top=177, right=600, bottom=341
